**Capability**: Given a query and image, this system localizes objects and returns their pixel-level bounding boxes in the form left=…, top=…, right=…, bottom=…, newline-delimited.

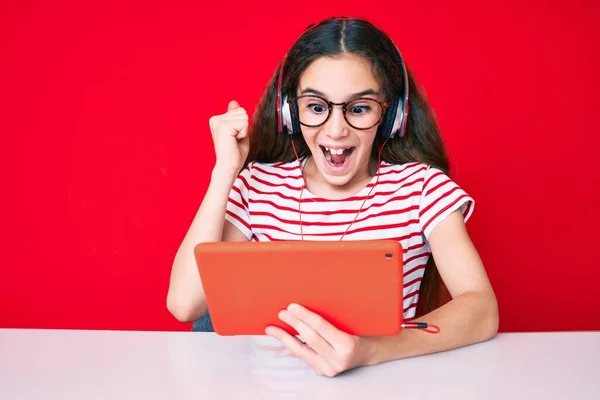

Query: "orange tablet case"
left=194, top=240, right=404, bottom=336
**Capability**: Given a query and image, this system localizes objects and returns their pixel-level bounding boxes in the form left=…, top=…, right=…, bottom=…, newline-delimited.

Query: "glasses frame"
left=287, top=94, right=389, bottom=130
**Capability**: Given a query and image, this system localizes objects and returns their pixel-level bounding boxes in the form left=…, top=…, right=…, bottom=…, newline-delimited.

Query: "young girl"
left=167, top=17, right=498, bottom=377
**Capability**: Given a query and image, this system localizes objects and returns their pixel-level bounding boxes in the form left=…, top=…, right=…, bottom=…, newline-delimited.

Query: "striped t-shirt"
left=224, top=158, right=474, bottom=321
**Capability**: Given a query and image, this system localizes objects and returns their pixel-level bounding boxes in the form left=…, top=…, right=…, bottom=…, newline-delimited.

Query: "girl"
left=167, top=17, right=498, bottom=377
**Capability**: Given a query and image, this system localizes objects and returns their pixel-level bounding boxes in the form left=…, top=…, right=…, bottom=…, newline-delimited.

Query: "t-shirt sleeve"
left=419, top=166, right=475, bottom=240
left=224, top=163, right=253, bottom=240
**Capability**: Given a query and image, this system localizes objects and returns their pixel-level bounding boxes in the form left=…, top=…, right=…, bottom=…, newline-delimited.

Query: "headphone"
left=276, top=19, right=410, bottom=141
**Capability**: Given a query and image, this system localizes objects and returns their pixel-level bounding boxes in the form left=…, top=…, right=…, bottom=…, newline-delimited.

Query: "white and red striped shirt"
left=225, top=158, right=474, bottom=320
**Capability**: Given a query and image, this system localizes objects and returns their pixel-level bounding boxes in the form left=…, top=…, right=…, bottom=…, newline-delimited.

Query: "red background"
left=1, top=0, right=599, bottom=332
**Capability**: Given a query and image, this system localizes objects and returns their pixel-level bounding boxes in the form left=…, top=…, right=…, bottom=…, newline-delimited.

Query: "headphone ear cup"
left=378, top=96, right=399, bottom=140
left=279, top=92, right=295, bottom=134
left=290, top=102, right=301, bottom=134
left=291, top=108, right=302, bottom=133
left=390, top=96, right=407, bottom=139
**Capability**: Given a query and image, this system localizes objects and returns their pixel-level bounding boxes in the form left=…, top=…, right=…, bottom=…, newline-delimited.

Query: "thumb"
left=228, top=100, right=240, bottom=112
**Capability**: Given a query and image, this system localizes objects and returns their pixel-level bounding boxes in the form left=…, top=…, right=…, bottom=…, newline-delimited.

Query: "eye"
left=307, top=103, right=327, bottom=114
left=349, top=105, right=371, bottom=115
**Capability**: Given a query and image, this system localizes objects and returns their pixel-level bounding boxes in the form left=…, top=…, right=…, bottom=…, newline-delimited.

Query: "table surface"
left=1, top=329, right=599, bottom=399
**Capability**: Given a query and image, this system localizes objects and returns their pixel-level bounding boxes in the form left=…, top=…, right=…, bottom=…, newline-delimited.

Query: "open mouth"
left=319, top=145, right=355, bottom=168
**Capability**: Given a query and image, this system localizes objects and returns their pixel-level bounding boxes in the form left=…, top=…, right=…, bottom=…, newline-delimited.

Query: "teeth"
left=324, top=147, right=348, bottom=155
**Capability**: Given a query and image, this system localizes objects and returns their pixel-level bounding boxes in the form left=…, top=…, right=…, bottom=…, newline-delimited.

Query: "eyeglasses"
left=288, top=94, right=389, bottom=130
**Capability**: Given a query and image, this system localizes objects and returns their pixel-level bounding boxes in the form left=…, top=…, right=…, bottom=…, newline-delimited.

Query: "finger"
left=278, top=310, right=336, bottom=359
left=221, top=112, right=249, bottom=121
left=215, top=120, right=248, bottom=138
left=238, top=135, right=250, bottom=154
left=227, top=100, right=240, bottom=111
left=235, top=124, right=248, bottom=140
left=265, top=326, right=329, bottom=373
left=287, top=304, right=347, bottom=350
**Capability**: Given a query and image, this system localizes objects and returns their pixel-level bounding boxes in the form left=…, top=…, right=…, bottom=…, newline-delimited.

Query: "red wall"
left=1, top=1, right=599, bottom=332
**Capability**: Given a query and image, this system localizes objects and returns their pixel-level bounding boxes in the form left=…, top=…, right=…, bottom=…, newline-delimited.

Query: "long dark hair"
left=245, top=17, right=451, bottom=316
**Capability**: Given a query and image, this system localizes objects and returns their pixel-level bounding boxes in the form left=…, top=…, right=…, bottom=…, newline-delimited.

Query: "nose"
left=323, top=105, right=350, bottom=140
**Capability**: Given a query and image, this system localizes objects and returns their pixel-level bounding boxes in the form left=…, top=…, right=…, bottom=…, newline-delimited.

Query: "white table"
left=0, top=329, right=598, bottom=399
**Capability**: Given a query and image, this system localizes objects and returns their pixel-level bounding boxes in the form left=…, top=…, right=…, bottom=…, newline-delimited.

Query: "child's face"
left=296, top=54, right=382, bottom=188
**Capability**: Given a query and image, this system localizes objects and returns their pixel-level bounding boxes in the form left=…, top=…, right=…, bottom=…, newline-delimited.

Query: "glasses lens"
left=344, top=98, right=384, bottom=129
left=296, top=96, right=329, bottom=126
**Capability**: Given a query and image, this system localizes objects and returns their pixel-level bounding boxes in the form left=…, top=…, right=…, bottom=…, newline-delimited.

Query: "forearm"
left=363, top=291, right=499, bottom=365
left=167, top=168, right=237, bottom=322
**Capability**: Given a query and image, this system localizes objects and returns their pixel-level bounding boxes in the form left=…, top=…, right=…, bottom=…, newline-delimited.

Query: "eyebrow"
left=300, top=87, right=380, bottom=99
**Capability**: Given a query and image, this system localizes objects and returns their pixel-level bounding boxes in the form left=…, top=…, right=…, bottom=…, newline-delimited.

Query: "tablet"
left=194, top=239, right=404, bottom=336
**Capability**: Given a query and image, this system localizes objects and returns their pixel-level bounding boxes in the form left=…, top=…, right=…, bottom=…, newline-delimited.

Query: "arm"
left=167, top=99, right=251, bottom=323
left=265, top=208, right=498, bottom=377
left=166, top=168, right=249, bottom=323
left=363, top=209, right=499, bottom=364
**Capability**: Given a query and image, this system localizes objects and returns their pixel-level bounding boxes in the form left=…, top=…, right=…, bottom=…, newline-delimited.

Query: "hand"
left=265, top=304, right=375, bottom=377
left=209, top=100, right=250, bottom=176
